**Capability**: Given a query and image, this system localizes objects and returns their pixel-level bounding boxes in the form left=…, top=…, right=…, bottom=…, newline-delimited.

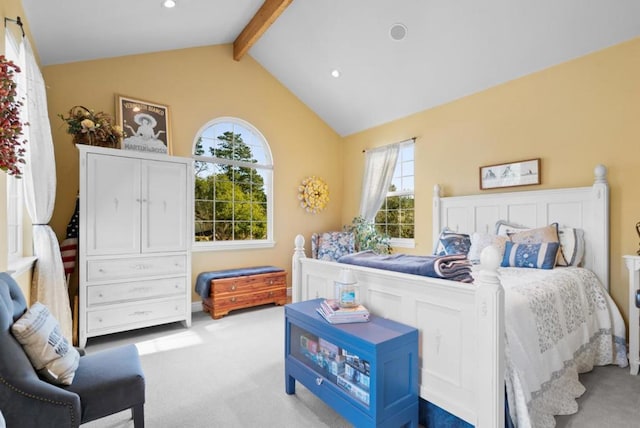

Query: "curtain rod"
left=362, top=136, right=417, bottom=153
left=4, top=16, right=25, bottom=38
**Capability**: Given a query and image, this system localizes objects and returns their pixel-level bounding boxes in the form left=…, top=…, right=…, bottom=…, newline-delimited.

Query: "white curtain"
left=358, top=143, right=400, bottom=222
left=20, top=38, right=73, bottom=340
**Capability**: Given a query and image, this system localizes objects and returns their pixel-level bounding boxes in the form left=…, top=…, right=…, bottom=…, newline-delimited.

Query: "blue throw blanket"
left=337, top=251, right=473, bottom=283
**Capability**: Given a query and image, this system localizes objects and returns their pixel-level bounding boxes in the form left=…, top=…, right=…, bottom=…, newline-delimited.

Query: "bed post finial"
left=594, top=164, right=607, bottom=184
left=433, top=184, right=441, bottom=197
left=292, top=234, right=306, bottom=303
left=480, top=245, right=501, bottom=273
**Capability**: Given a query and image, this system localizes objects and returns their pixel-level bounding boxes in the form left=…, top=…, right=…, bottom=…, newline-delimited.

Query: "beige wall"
left=42, top=44, right=344, bottom=302
left=341, top=37, right=640, bottom=325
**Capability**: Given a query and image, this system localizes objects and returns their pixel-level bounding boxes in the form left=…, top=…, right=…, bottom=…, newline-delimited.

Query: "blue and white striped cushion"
left=501, top=241, right=560, bottom=269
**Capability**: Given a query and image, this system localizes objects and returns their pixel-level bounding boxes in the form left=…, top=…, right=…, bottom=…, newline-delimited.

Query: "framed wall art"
left=479, top=158, right=540, bottom=190
left=116, top=94, right=171, bottom=154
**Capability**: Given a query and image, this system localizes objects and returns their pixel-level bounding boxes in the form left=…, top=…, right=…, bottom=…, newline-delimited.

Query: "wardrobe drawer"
left=87, top=277, right=186, bottom=306
left=86, top=298, right=186, bottom=333
left=86, top=255, right=186, bottom=282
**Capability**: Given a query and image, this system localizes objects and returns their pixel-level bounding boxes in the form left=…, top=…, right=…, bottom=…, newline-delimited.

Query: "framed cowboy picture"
left=116, top=94, right=171, bottom=154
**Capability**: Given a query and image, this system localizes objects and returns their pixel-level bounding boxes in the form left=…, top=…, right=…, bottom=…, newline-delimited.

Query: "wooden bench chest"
left=195, top=267, right=287, bottom=319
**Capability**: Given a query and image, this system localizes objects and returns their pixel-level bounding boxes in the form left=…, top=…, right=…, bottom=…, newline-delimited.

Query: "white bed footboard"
left=291, top=239, right=505, bottom=427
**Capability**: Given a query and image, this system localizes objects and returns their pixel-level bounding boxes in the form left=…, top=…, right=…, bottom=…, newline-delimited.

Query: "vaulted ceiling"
left=19, top=0, right=640, bottom=136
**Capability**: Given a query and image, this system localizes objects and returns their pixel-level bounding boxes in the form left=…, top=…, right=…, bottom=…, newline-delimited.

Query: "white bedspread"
left=499, top=267, right=627, bottom=428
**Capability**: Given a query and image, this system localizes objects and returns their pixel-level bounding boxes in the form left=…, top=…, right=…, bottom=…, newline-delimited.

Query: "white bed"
left=291, top=165, right=627, bottom=427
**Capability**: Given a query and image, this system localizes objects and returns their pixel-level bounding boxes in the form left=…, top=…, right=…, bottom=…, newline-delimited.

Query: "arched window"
left=192, top=117, right=274, bottom=250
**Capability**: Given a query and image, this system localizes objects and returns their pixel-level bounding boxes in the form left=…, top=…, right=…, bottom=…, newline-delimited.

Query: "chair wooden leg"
left=132, top=404, right=144, bottom=428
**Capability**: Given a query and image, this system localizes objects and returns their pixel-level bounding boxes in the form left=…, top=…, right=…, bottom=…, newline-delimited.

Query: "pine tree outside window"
left=192, top=117, right=274, bottom=250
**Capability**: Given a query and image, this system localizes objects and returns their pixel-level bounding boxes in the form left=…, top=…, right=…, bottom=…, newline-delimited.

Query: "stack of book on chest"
left=316, top=299, right=370, bottom=324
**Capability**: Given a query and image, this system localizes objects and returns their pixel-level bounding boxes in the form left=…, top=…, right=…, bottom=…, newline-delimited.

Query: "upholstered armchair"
left=0, top=272, right=145, bottom=427
left=311, top=231, right=356, bottom=261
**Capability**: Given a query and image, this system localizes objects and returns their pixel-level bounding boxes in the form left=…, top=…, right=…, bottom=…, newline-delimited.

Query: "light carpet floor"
left=82, top=304, right=640, bottom=428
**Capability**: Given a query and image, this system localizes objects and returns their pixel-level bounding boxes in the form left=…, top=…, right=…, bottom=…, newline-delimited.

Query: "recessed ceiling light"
left=331, top=69, right=341, bottom=78
left=162, top=0, right=176, bottom=8
left=389, top=23, right=408, bottom=41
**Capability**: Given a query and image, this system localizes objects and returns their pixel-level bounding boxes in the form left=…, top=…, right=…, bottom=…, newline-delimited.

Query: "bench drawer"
left=212, top=272, right=286, bottom=295
left=213, top=288, right=287, bottom=319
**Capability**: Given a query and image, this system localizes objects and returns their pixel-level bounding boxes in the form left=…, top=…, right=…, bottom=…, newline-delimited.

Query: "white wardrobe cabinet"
left=78, top=145, right=193, bottom=348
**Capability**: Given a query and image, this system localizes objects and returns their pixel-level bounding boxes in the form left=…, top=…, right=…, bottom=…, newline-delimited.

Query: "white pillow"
left=11, top=302, right=80, bottom=385
left=495, top=220, right=530, bottom=236
left=556, top=227, right=585, bottom=267
left=467, top=233, right=509, bottom=264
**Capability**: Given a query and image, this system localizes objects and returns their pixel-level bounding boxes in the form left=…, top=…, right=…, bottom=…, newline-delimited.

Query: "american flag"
left=60, top=198, right=79, bottom=277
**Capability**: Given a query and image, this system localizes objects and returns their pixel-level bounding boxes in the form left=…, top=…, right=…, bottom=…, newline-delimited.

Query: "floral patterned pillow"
left=313, top=232, right=355, bottom=261
left=434, top=228, right=471, bottom=256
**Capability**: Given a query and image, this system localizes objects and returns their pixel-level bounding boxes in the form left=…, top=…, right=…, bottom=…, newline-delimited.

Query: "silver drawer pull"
left=131, top=311, right=152, bottom=317
left=269, top=280, right=274, bottom=285
left=98, top=268, right=105, bottom=273
left=315, top=377, right=323, bottom=386
left=231, top=285, right=237, bottom=291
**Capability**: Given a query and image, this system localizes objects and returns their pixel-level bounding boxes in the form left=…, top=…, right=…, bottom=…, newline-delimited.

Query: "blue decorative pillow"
left=316, top=232, right=355, bottom=261
left=434, top=228, right=471, bottom=256
left=501, top=241, right=560, bottom=269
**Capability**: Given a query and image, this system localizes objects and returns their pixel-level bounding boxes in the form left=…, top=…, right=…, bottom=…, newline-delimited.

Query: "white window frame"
left=191, top=117, right=274, bottom=251
left=7, top=174, right=23, bottom=262
left=378, top=140, right=415, bottom=248
left=5, top=28, right=31, bottom=273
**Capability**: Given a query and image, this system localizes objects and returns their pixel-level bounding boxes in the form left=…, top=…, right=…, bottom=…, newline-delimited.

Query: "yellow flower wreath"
left=298, top=176, right=329, bottom=214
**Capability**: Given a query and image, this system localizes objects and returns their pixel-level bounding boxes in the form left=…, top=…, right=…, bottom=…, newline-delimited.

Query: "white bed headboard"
left=433, top=165, right=609, bottom=290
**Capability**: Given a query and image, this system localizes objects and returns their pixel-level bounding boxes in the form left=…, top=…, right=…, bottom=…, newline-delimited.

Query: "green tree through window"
left=193, top=119, right=272, bottom=245
left=374, top=141, right=414, bottom=241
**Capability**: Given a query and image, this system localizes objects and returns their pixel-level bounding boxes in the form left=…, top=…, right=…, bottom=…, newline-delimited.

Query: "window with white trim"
left=374, top=141, right=414, bottom=245
left=7, top=173, right=23, bottom=262
left=5, top=30, right=23, bottom=262
left=192, top=117, right=273, bottom=250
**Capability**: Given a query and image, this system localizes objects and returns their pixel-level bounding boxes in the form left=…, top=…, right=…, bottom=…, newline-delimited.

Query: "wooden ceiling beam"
left=233, top=0, right=293, bottom=61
